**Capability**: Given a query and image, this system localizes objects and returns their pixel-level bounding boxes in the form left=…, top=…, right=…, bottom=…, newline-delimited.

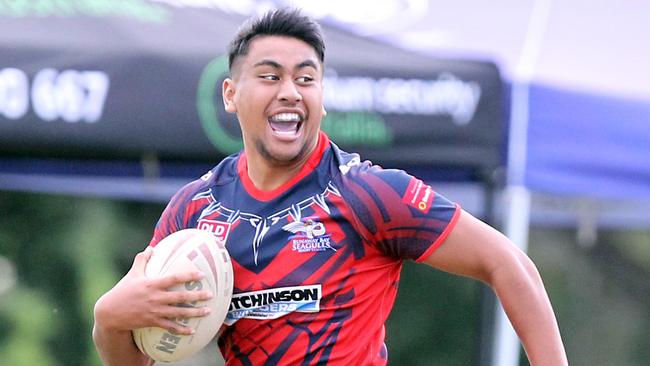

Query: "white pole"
left=493, top=0, right=553, bottom=365
left=493, top=185, right=531, bottom=366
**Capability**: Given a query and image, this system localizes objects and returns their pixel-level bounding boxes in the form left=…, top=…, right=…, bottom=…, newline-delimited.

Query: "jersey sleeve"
left=340, top=163, right=461, bottom=262
left=148, top=178, right=207, bottom=247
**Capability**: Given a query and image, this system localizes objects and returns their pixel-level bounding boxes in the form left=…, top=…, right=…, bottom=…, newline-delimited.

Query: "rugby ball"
left=132, top=229, right=234, bottom=363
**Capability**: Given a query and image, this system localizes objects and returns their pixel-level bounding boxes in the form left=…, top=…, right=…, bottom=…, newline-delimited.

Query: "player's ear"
left=222, top=78, right=237, bottom=113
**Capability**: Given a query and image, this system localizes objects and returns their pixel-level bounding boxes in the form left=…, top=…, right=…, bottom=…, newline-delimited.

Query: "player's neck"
left=245, top=137, right=320, bottom=191
left=246, top=155, right=305, bottom=191
left=240, top=132, right=327, bottom=193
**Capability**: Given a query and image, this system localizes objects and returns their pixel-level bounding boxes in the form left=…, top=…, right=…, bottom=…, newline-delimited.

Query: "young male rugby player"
left=93, top=8, right=568, bottom=366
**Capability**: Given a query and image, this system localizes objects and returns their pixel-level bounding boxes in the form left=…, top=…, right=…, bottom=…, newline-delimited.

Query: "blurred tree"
left=69, top=199, right=137, bottom=366
left=529, top=227, right=650, bottom=366
left=0, top=288, right=58, bottom=366
left=0, top=191, right=163, bottom=366
left=386, top=262, right=481, bottom=365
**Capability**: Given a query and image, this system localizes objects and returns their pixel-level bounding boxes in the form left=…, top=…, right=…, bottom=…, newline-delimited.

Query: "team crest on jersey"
left=283, top=218, right=336, bottom=253
left=197, top=219, right=232, bottom=242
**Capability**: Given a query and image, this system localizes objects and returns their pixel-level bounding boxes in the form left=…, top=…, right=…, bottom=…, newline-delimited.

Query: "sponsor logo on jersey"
left=283, top=218, right=337, bottom=253
left=402, top=178, right=434, bottom=214
left=197, top=219, right=231, bottom=242
left=225, top=285, right=321, bottom=325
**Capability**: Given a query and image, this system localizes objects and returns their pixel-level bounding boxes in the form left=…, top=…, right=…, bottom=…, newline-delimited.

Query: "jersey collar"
left=237, top=131, right=330, bottom=201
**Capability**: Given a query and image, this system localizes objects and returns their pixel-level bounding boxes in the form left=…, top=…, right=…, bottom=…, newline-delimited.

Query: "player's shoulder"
left=329, top=142, right=410, bottom=184
left=171, top=153, right=240, bottom=201
left=329, top=141, right=369, bottom=176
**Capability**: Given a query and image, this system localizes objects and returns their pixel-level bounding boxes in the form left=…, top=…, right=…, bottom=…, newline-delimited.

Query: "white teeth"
left=270, top=113, right=301, bottom=122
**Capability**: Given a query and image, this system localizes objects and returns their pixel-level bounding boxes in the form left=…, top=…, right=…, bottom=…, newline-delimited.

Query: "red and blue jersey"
left=150, top=132, right=460, bottom=365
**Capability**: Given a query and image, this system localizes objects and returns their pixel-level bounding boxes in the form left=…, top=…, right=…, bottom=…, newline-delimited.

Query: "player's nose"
left=277, top=79, right=302, bottom=103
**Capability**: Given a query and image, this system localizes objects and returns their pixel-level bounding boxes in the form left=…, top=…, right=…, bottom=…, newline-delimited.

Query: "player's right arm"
left=92, top=247, right=212, bottom=366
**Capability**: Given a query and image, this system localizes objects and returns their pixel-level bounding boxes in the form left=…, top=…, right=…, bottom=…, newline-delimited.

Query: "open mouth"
left=269, top=113, right=303, bottom=136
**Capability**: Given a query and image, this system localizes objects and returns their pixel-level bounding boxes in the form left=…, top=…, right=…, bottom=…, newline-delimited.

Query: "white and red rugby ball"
left=133, top=228, right=234, bottom=363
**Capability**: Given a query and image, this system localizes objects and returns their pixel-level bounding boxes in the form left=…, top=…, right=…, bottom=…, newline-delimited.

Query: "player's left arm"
left=423, top=209, right=568, bottom=366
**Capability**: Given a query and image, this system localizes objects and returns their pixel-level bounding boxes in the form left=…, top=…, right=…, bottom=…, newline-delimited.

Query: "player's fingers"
left=160, top=289, right=214, bottom=305
left=155, top=318, right=195, bottom=336
left=131, top=246, right=153, bottom=275
left=157, top=304, right=212, bottom=319
left=155, top=271, right=205, bottom=289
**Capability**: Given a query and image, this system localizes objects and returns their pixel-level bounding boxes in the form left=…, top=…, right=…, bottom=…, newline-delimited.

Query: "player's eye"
left=260, top=74, right=279, bottom=81
left=296, top=75, right=314, bottom=84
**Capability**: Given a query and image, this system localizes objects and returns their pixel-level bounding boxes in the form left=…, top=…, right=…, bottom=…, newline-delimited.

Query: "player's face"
left=223, top=36, right=325, bottom=167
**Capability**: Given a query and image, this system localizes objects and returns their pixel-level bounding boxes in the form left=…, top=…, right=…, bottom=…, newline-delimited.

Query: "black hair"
left=228, top=8, right=325, bottom=72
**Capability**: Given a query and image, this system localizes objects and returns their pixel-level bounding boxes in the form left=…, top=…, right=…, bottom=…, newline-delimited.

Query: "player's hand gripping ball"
left=132, top=229, right=234, bottom=362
